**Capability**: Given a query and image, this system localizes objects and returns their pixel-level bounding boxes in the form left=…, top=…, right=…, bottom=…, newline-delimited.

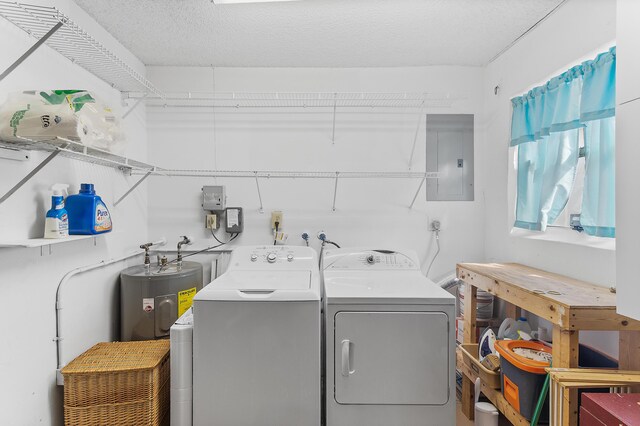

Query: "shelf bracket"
left=408, top=101, right=426, bottom=170
left=122, top=92, right=149, bottom=119
left=0, top=149, right=62, bottom=205
left=409, top=176, right=427, bottom=209
left=254, top=172, right=264, bottom=213
left=331, top=93, right=337, bottom=143
left=332, top=172, right=339, bottom=211
left=0, top=21, right=63, bottom=82
left=114, top=169, right=153, bottom=206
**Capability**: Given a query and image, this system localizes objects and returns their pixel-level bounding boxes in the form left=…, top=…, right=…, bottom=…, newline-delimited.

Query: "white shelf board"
left=0, top=234, right=99, bottom=248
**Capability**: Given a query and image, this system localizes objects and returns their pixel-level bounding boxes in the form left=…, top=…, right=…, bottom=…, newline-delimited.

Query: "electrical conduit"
left=55, top=238, right=167, bottom=385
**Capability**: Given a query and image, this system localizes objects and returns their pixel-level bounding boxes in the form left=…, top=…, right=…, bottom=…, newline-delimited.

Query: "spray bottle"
left=44, top=184, right=69, bottom=239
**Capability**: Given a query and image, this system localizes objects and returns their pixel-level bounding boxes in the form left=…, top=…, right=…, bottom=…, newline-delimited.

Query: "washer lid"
left=324, top=272, right=455, bottom=305
left=195, top=270, right=320, bottom=302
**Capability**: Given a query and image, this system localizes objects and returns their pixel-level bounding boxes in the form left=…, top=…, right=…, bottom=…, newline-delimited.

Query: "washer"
left=322, top=248, right=456, bottom=426
left=192, top=245, right=321, bottom=426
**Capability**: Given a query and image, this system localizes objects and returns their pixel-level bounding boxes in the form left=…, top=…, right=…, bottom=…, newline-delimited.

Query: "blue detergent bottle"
left=66, top=183, right=112, bottom=235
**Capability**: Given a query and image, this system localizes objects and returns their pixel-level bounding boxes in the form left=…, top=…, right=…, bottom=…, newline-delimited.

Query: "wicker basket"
left=61, top=340, right=170, bottom=426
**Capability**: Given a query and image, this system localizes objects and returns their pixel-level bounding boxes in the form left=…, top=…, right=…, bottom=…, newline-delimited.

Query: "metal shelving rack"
left=0, top=1, right=164, bottom=97
left=140, top=169, right=439, bottom=212
left=0, top=1, right=163, bottom=210
left=0, top=137, right=158, bottom=206
left=0, top=1, right=444, bottom=215
left=126, top=91, right=459, bottom=109
left=0, top=137, right=155, bottom=171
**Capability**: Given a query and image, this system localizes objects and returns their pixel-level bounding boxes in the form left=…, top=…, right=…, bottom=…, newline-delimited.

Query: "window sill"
left=510, top=226, right=615, bottom=251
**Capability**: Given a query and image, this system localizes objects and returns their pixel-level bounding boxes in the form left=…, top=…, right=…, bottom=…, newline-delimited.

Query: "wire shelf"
left=126, top=91, right=462, bottom=109
left=0, top=1, right=164, bottom=98
left=0, top=137, right=156, bottom=172
left=138, top=169, right=439, bottom=179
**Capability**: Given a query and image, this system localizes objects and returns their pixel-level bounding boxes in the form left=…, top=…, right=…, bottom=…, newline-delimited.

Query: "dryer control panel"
left=324, top=250, right=418, bottom=270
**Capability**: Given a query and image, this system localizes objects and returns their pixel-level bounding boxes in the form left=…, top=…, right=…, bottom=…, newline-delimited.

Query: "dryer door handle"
left=341, top=340, right=355, bottom=377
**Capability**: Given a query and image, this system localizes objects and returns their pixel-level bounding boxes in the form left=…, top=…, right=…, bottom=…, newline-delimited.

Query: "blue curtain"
left=511, top=47, right=616, bottom=237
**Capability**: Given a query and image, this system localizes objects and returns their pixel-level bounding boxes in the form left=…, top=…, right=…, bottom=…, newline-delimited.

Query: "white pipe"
left=55, top=238, right=167, bottom=385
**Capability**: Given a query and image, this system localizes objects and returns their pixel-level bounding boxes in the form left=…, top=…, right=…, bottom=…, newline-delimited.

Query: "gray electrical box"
left=202, top=186, right=226, bottom=211
left=426, top=114, right=474, bottom=201
left=225, top=207, right=244, bottom=233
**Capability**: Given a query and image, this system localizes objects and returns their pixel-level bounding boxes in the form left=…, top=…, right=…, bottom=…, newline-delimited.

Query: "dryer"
left=192, top=245, right=321, bottom=426
left=322, top=248, right=455, bottom=426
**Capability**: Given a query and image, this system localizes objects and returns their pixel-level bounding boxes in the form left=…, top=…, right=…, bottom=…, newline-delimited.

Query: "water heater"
left=120, top=239, right=203, bottom=341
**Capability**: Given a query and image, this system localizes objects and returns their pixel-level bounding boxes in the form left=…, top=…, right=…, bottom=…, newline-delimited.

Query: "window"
left=510, top=47, right=616, bottom=238
left=551, top=128, right=585, bottom=231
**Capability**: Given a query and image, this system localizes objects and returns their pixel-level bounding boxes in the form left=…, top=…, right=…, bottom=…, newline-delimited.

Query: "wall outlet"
left=206, top=213, right=218, bottom=230
left=430, top=220, right=441, bottom=231
left=271, top=211, right=283, bottom=230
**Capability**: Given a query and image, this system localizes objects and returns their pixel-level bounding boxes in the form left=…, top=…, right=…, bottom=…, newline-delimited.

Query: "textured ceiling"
left=73, top=0, right=564, bottom=67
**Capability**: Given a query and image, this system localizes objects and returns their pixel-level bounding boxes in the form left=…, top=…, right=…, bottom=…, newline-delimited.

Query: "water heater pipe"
left=54, top=238, right=167, bottom=385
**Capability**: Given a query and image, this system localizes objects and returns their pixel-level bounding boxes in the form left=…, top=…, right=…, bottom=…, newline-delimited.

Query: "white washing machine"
left=322, top=248, right=456, bottom=426
left=192, top=245, right=321, bottom=426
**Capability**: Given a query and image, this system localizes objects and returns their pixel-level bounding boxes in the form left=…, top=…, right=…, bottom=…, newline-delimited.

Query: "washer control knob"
left=250, top=254, right=258, bottom=262
left=267, top=253, right=277, bottom=263
left=366, top=255, right=375, bottom=264
left=287, top=254, right=294, bottom=262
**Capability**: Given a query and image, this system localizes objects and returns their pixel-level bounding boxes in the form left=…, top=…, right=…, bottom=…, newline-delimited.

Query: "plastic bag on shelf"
left=0, top=90, right=126, bottom=154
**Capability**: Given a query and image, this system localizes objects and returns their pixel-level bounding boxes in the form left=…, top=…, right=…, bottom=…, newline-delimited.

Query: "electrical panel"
left=225, top=207, right=244, bottom=233
left=202, top=186, right=226, bottom=211
left=426, top=114, right=474, bottom=201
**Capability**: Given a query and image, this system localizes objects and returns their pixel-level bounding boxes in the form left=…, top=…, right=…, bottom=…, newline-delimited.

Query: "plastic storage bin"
left=494, top=340, right=552, bottom=422
left=459, top=344, right=501, bottom=389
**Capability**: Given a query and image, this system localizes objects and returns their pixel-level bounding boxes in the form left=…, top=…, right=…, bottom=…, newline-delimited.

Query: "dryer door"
left=334, top=311, right=449, bottom=405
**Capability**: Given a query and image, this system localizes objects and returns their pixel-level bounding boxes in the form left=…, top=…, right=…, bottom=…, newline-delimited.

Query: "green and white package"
left=0, top=90, right=126, bottom=154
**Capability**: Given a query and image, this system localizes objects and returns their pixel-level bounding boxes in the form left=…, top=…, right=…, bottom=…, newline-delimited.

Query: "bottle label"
left=45, top=215, right=69, bottom=238
left=60, top=213, right=68, bottom=234
left=95, top=202, right=112, bottom=232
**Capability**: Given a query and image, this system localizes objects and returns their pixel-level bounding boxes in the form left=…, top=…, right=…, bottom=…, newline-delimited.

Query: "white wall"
left=482, top=0, right=618, bottom=355
left=146, top=66, right=486, bottom=282
left=0, top=2, right=149, bottom=424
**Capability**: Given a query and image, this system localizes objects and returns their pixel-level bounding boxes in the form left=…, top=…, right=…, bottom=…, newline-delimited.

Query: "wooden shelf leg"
left=461, top=373, right=475, bottom=421
left=463, top=284, right=478, bottom=344
left=504, top=301, right=521, bottom=320
left=619, top=330, right=640, bottom=392
left=461, top=283, right=477, bottom=421
left=552, top=327, right=578, bottom=426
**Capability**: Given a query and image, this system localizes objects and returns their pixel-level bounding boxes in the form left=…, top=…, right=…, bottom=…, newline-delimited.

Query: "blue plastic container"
left=66, top=183, right=112, bottom=235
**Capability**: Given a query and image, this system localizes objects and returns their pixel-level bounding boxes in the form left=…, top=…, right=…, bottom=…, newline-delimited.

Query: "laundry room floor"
left=456, top=401, right=473, bottom=426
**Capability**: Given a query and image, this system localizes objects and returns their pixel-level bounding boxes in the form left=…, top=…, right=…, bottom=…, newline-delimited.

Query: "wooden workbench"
left=456, top=262, right=640, bottom=426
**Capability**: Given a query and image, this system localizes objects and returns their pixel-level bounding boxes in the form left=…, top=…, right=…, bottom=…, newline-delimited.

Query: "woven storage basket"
left=61, top=340, right=170, bottom=426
